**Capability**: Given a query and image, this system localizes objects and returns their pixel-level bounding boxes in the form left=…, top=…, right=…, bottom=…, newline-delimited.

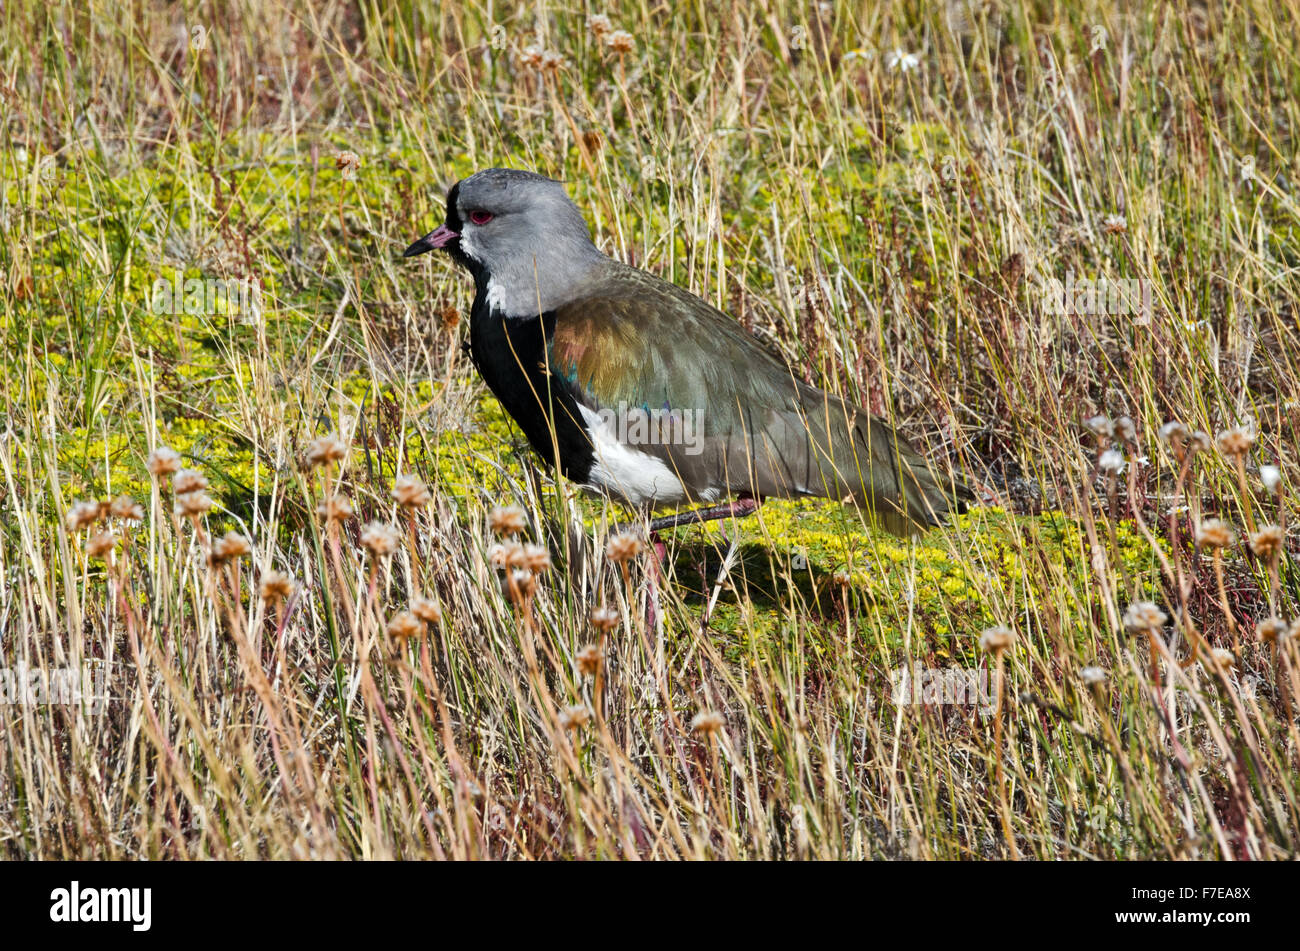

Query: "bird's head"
left=403, top=168, right=602, bottom=307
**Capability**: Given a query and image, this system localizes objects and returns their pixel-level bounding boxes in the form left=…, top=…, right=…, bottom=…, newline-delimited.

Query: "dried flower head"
left=1188, top=431, right=1212, bottom=454
left=506, top=568, right=537, bottom=601
left=487, top=541, right=526, bottom=569
left=360, top=522, right=401, bottom=557
left=411, top=597, right=442, bottom=625
left=175, top=490, right=213, bottom=517
left=173, top=469, right=209, bottom=495
left=86, top=530, right=118, bottom=560
left=387, top=610, right=425, bottom=642
left=1083, top=415, right=1114, bottom=440
left=1100, top=214, right=1127, bottom=234
left=540, top=49, right=565, bottom=72
left=259, top=570, right=295, bottom=605
left=1123, top=601, right=1168, bottom=635
left=521, top=542, right=552, bottom=573
left=1248, top=525, right=1285, bottom=559
left=587, top=13, right=612, bottom=37
left=576, top=643, right=604, bottom=677
left=1216, top=425, right=1255, bottom=457
left=1159, top=421, right=1188, bottom=445
left=1079, top=666, right=1108, bottom=686
left=1196, top=518, right=1235, bottom=550
left=559, top=704, right=591, bottom=731
left=211, top=531, right=251, bottom=564
left=690, top=710, right=726, bottom=735
left=316, top=494, right=353, bottom=523
left=335, top=150, right=362, bottom=181
left=519, top=44, right=545, bottom=69
left=831, top=568, right=852, bottom=587
left=1098, top=449, right=1126, bottom=474
left=590, top=605, right=620, bottom=632
left=488, top=505, right=527, bottom=537
left=147, top=446, right=182, bottom=478
left=304, top=434, right=348, bottom=470
left=605, top=531, right=643, bottom=563
left=66, top=499, right=104, bottom=532
left=1257, top=617, right=1288, bottom=644
left=1260, top=465, right=1282, bottom=493
left=1114, top=416, right=1136, bottom=443
left=109, top=494, right=144, bottom=521
left=392, top=474, right=431, bottom=509
left=980, top=625, right=1016, bottom=652
left=606, top=30, right=634, bottom=54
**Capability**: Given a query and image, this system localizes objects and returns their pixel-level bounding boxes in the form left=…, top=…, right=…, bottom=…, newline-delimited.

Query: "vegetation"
left=1, top=0, right=1298, bottom=859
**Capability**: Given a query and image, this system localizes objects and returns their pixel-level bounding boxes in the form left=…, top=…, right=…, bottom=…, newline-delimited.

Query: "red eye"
left=469, top=210, right=493, bottom=225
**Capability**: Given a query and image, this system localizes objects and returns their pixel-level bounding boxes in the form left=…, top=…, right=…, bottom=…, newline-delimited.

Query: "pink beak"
left=403, top=224, right=459, bottom=257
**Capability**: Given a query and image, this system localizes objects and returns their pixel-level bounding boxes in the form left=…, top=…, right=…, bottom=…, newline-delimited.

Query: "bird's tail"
left=798, top=385, right=970, bottom=537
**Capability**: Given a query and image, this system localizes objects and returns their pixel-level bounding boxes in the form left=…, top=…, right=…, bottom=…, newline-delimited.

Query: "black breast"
left=468, top=292, right=596, bottom=484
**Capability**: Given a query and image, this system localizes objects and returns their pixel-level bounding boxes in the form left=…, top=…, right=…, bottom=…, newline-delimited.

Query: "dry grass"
left=1, top=0, right=1299, bottom=859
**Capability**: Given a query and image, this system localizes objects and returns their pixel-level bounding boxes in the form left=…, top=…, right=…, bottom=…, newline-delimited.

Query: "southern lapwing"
left=404, top=168, right=968, bottom=558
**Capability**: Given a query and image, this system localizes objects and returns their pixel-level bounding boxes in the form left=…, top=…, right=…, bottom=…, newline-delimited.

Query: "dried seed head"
left=304, top=434, right=348, bottom=470
left=360, top=522, right=401, bottom=557
left=259, top=570, right=295, bottom=605
left=540, top=49, right=565, bottom=72
left=1159, top=421, right=1188, bottom=445
left=66, top=499, right=104, bottom=532
left=488, top=505, right=527, bottom=537
left=387, top=610, right=425, bottom=642
left=392, top=474, right=431, bottom=509
left=521, top=542, right=552, bottom=573
left=147, top=446, right=182, bottom=478
left=487, top=541, right=525, bottom=569
left=1196, top=518, right=1235, bottom=550
left=1216, top=425, right=1255, bottom=457
left=335, top=150, right=362, bottom=181
left=606, top=30, right=634, bottom=54
left=109, top=494, right=144, bottom=522
left=605, top=531, right=643, bottom=563
left=831, top=569, right=852, bottom=587
left=411, top=597, right=442, bottom=625
left=86, top=530, right=118, bottom=560
left=1098, top=449, right=1126, bottom=474
left=1123, top=601, right=1168, bottom=635
left=1083, top=415, right=1114, bottom=440
left=1248, top=524, right=1285, bottom=559
left=1188, top=431, right=1212, bottom=454
left=576, top=643, right=604, bottom=677
left=175, top=490, right=213, bottom=517
left=1100, top=213, right=1127, bottom=234
left=506, top=568, right=536, bottom=601
left=519, top=44, right=545, bottom=68
left=979, top=625, right=1016, bottom=652
left=172, top=468, right=208, bottom=495
left=1079, top=666, right=1108, bottom=686
left=590, top=605, right=620, bottom=632
left=690, top=711, right=725, bottom=735
left=1257, top=617, right=1288, bottom=644
left=1114, top=416, right=1136, bottom=443
left=211, top=531, right=251, bottom=564
left=1260, top=465, right=1282, bottom=493
left=559, top=704, right=591, bottom=731
left=316, top=494, right=353, bottom=523
left=587, top=13, right=612, bottom=37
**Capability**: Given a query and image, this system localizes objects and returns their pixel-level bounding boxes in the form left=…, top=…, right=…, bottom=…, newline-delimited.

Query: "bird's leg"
left=647, top=494, right=762, bottom=533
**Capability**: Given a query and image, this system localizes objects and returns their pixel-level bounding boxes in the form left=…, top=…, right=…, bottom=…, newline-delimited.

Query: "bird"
left=404, top=167, right=968, bottom=543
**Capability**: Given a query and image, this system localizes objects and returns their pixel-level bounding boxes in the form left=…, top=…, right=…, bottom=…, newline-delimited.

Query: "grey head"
left=403, top=168, right=608, bottom=317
